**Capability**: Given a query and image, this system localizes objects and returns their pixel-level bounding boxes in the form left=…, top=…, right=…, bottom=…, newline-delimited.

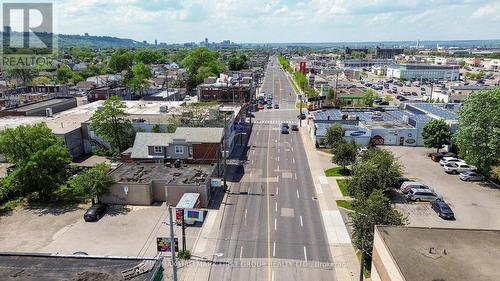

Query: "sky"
left=5, top=0, right=500, bottom=43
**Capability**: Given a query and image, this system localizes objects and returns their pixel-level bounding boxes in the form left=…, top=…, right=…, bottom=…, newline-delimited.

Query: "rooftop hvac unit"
left=45, top=108, right=53, bottom=117
left=159, top=105, right=168, bottom=112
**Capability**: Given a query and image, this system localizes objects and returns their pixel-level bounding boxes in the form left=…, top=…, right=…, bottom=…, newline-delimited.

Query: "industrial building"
left=370, top=226, right=500, bottom=281
left=386, top=64, right=460, bottom=81
left=0, top=97, right=77, bottom=117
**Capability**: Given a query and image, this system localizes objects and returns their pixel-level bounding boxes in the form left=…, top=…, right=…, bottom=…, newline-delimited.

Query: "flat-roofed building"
left=386, top=64, right=460, bottom=81
left=371, top=226, right=500, bottom=281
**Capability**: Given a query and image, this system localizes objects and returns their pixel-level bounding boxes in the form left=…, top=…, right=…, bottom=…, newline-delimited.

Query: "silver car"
left=459, top=171, right=485, bottom=181
left=405, top=188, right=442, bottom=202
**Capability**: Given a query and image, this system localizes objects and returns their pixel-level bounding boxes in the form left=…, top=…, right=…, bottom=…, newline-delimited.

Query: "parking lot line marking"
left=300, top=215, right=303, bottom=227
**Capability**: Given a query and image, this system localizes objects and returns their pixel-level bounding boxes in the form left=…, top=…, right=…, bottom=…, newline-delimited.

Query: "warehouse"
left=386, top=64, right=460, bottom=81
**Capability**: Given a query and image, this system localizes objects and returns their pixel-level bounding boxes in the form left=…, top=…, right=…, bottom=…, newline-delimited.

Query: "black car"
left=373, top=98, right=383, bottom=103
left=274, top=104, right=279, bottom=109
left=297, top=113, right=306, bottom=120
left=431, top=200, right=455, bottom=220
left=84, top=204, right=107, bottom=222
left=379, top=101, right=389, bottom=105
left=281, top=122, right=289, bottom=129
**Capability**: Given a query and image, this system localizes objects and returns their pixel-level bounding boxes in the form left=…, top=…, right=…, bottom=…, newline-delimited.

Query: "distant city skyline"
left=6, top=0, right=500, bottom=43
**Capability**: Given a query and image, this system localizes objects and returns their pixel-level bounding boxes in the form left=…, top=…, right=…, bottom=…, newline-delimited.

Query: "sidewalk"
left=299, top=129, right=360, bottom=281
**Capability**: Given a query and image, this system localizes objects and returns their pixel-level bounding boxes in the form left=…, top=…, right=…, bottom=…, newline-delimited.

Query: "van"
left=406, top=188, right=442, bottom=202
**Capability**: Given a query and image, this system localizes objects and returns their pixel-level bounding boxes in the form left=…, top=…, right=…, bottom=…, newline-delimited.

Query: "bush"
left=178, top=250, right=191, bottom=260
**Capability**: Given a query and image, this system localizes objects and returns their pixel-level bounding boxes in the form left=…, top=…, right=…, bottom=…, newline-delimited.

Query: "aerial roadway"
left=209, top=57, right=337, bottom=281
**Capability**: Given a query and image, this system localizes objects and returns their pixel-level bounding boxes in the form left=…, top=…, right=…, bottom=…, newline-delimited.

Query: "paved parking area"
left=385, top=146, right=500, bottom=229
left=0, top=203, right=202, bottom=257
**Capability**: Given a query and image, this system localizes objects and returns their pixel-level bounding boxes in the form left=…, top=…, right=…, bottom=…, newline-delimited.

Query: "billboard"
left=185, top=209, right=204, bottom=222
left=156, top=237, right=178, bottom=252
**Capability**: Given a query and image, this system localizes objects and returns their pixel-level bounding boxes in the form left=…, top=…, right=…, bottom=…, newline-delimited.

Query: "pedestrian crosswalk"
left=252, top=120, right=298, bottom=124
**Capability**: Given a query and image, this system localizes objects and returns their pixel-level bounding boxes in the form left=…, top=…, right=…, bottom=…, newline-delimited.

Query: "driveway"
left=386, top=146, right=500, bottom=229
left=0, top=203, right=202, bottom=257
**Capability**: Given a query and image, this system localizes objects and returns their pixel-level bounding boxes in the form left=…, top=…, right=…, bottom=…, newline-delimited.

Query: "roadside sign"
left=156, top=237, right=178, bottom=252
left=211, top=178, right=222, bottom=187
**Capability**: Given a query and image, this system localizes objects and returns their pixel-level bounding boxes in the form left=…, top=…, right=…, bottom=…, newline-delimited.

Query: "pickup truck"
left=443, top=162, right=477, bottom=174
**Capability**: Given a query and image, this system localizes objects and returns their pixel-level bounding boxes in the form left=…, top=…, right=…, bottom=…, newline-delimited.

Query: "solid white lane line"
left=240, top=246, right=243, bottom=260
left=300, top=215, right=303, bottom=227
left=273, top=242, right=276, bottom=257
left=296, top=189, right=300, bottom=199
left=274, top=218, right=277, bottom=231
left=303, top=246, right=308, bottom=261
left=275, top=201, right=278, bottom=212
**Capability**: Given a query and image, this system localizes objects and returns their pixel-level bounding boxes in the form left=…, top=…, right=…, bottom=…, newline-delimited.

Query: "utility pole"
left=181, top=209, right=186, bottom=252
left=222, top=112, right=228, bottom=191
left=299, top=94, right=303, bottom=127
left=168, top=206, right=178, bottom=281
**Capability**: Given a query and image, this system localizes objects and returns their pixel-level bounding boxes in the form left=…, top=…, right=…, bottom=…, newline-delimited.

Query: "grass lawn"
left=324, top=166, right=351, bottom=177
left=336, top=179, right=350, bottom=197
left=336, top=200, right=353, bottom=210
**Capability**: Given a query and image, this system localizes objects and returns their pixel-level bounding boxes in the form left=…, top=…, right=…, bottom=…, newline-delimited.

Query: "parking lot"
left=0, top=203, right=202, bottom=257
left=385, top=146, right=500, bottom=229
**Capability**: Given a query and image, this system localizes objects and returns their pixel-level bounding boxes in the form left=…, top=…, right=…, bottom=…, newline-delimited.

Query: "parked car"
left=379, top=101, right=389, bottom=105
left=274, top=104, right=279, bottom=109
left=392, top=177, right=411, bottom=189
left=439, top=157, right=464, bottom=166
left=373, top=98, right=383, bottom=103
left=297, top=113, right=306, bottom=120
left=420, top=87, right=426, bottom=91
left=411, top=92, right=418, bottom=96
left=430, top=152, right=457, bottom=162
left=459, top=171, right=485, bottom=181
left=405, top=188, right=442, bottom=202
left=291, top=124, right=299, bottom=131
left=443, top=162, right=477, bottom=174
left=401, top=181, right=431, bottom=194
left=84, top=204, right=107, bottom=222
left=431, top=200, right=455, bottom=220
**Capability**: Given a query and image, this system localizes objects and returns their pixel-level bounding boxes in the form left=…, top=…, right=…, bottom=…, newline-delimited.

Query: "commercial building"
left=88, top=86, right=129, bottom=101
left=386, top=64, right=460, bottom=81
left=0, top=253, right=164, bottom=281
left=371, top=226, right=500, bottom=281
left=374, top=47, right=404, bottom=59
left=338, top=59, right=394, bottom=68
left=0, top=97, right=77, bottom=117
left=198, top=75, right=255, bottom=103
left=101, top=162, right=215, bottom=207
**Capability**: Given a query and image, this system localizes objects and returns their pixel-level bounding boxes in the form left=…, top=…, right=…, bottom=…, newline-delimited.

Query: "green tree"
left=349, top=149, right=401, bottom=199
left=70, top=163, right=114, bottom=204
left=56, top=65, right=74, bottom=84
left=458, top=60, right=467, bottom=68
left=455, top=89, right=500, bottom=176
left=128, top=62, right=152, bottom=97
left=324, top=124, right=345, bottom=147
left=351, top=51, right=367, bottom=59
left=332, top=141, right=357, bottom=171
left=0, top=124, right=71, bottom=201
left=181, top=48, right=225, bottom=89
left=422, top=119, right=452, bottom=153
left=135, top=49, right=165, bottom=65
left=350, top=190, right=406, bottom=270
left=32, top=76, right=52, bottom=85
left=6, top=68, right=36, bottom=85
left=228, top=53, right=248, bottom=70
left=152, top=124, right=162, bottom=133
left=90, top=96, right=134, bottom=152
left=109, top=49, right=134, bottom=72
left=362, top=89, right=378, bottom=107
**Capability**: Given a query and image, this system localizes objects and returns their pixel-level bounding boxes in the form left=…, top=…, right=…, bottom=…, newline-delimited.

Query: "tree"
left=350, top=190, right=406, bottom=270
left=152, top=124, right=162, bottom=133
left=458, top=60, right=467, bottom=68
left=109, top=49, right=134, bottom=72
left=32, top=76, right=52, bottom=85
left=362, top=89, right=378, bottom=107
left=181, top=48, right=225, bottom=89
left=70, top=163, right=114, bottom=204
left=324, top=124, right=345, bottom=147
left=56, top=65, right=74, bottom=84
left=135, top=49, right=165, bottom=65
left=349, top=149, right=401, bottom=199
left=455, top=89, right=500, bottom=176
left=422, top=119, right=452, bottom=153
left=332, top=141, right=357, bottom=171
left=351, top=51, right=367, bottom=59
left=6, top=68, right=36, bottom=85
left=0, top=124, right=71, bottom=201
left=128, top=62, right=151, bottom=97
left=228, top=53, right=248, bottom=70
left=90, top=96, right=134, bottom=152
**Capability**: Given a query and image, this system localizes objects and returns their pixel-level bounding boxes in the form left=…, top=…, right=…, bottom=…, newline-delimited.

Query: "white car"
left=443, top=162, right=477, bottom=174
left=184, top=96, right=191, bottom=101
left=439, top=157, right=465, bottom=166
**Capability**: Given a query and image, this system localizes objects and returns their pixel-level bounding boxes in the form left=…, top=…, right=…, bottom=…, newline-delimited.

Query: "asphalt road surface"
left=209, top=57, right=336, bottom=281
